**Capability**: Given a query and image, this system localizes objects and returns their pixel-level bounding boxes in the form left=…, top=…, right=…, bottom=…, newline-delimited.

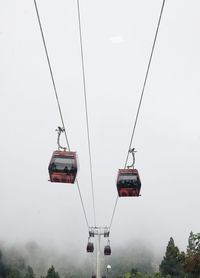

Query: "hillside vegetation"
left=0, top=232, right=200, bottom=278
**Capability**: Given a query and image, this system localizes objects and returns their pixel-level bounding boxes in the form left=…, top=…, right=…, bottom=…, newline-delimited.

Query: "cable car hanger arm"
left=56, top=126, right=67, bottom=151
left=127, top=148, right=136, bottom=169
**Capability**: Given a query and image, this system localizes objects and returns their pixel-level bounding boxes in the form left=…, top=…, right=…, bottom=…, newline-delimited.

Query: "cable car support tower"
left=88, top=227, right=110, bottom=278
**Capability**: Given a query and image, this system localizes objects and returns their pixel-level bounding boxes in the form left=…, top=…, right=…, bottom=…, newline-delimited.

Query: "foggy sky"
left=0, top=0, right=200, bottom=262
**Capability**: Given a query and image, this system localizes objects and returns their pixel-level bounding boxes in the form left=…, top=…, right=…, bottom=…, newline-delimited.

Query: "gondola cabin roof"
left=117, top=168, right=139, bottom=175
left=117, top=168, right=141, bottom=197
left=48, top=150, right=77, bottom=184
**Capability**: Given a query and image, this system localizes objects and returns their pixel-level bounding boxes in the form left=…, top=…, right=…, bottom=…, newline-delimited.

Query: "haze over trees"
left=0, top=232, right=200, bottom=278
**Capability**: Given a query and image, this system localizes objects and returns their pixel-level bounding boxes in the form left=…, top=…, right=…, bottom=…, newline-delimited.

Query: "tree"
left=159, top=237, right=184, bottom=278
left=184, top=232, right=200, bottom=278
left=24, top=266, right=35, bottom=278
left=7, top=268, right=21, bottom=278
left=131, top=268, right=139, bottom=275
left=46, top=266, right=60, bottom=278
left=0, top=250, right=8, bottom=278
left=187, top=232, right=196, bottom=254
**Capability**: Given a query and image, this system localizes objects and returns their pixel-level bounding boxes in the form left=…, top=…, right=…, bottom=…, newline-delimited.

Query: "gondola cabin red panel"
left=117, top=169, right=141, bottom=197
left=104, top=245, right=111, bottom=255
left=48, top=150, right=77, bottom=184
left=87, top=242, right=94, bottom=253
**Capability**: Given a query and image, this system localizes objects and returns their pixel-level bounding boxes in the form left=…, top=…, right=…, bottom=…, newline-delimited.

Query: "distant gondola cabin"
left=48, top=150, right=77, bottom=183
left=104, top=245, right=111, bottom=255
left=117, top=169, right=141, bottom=197
left=87, top=242, right=94, bottom=253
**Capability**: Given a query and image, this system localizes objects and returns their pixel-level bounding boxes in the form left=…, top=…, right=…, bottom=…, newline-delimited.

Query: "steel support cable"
left=33, top=0, right=89, bottom=230
left=76, top=179, right=90, bottom=228
left=124, top=0, right=166, bottom=168
left=33, top=0, right=70, bottom=150
left=109, top=0, right=166, bottom=230
left=76, top=0, right=97, bottom=227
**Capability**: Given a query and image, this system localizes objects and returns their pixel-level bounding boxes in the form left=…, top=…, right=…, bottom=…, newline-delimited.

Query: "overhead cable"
left=33, top=0, right=70, bottom=150
left=33, top=0, right=89, bottom=230
left=109, top=196, right=118, bottom=229
left=76, top=0, right=97, bottom=227
left=109, top=0, right=166, bottom=231
left=124, top=0, right=166, bottom=167
left=76, top=179, right=90, bottom=228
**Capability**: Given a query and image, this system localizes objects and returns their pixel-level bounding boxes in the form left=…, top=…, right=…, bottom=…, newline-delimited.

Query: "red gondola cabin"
left=48, top=150, right=77, bottom=183
left=87, top=242, right=94, bottom=253
left=117, top=169, right=141, bottom=197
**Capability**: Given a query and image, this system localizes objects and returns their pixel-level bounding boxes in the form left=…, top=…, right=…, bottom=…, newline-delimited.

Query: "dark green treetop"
left=159, top=237, right=185, bottom=278
left=45, top=266, right=60, bottom=278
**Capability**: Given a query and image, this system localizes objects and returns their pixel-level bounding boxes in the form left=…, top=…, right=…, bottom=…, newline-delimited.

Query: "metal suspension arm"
left=56, top=126, right=67, bottom=151
left=127, top=148, right=136, bottom=168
